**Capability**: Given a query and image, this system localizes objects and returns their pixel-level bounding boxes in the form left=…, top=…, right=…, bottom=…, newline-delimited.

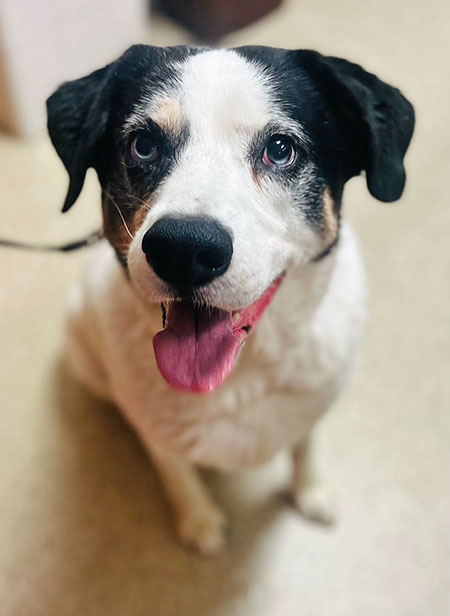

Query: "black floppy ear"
left=46, top=63, right=115, bottom=212
left=300, top=51, right=415, bottom=202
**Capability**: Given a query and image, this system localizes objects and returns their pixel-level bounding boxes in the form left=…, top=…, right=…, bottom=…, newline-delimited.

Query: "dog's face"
left=47, top=45, right=414, bottom=393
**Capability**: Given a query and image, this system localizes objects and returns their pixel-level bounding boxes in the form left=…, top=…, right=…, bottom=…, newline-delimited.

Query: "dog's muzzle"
left=140, top=215, right=283, bottom=394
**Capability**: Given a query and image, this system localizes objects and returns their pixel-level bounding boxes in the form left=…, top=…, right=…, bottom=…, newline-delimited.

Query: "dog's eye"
left=131, top=133, right=159, bottom=162
left=262, top=135, right=296, bottom=167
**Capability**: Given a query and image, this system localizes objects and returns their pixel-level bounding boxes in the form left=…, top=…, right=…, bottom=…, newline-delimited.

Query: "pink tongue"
left=153, top=302, right=242, bottom=393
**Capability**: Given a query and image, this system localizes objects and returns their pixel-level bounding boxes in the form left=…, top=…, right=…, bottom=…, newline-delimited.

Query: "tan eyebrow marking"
left=151, top=97, right=184, bottom=132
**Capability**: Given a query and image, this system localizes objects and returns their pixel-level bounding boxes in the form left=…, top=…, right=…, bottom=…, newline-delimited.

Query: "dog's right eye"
left=262, top=135, right=296, bottom=168
left=131, top=133, right=159, bottom=163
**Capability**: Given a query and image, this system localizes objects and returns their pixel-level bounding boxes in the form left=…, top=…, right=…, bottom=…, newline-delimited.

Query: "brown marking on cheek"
left=251, top=167, right=262, bottom=191
left=152, top=97, right=183, bottom=132
left=130, top=198, right=153, bottom=235
left=322, top=187, right=339, bottom=244
left=102, top=199, right=131, bottom=258
left=102, top=195, right=154, bottom=262
left=102, top=198, right=140, bottom=260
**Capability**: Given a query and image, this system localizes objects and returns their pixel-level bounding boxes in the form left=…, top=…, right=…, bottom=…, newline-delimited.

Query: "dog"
left=46, top=45, right=414, bottom=554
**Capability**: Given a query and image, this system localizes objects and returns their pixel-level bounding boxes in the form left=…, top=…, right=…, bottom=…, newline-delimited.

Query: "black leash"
left=0, top=229, right=103, bottom=253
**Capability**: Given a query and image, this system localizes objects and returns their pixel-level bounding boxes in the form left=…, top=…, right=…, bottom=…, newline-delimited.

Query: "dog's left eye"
left=262, top=135, right=296, bottom=167
left=131, top=133, right=159, bottom=163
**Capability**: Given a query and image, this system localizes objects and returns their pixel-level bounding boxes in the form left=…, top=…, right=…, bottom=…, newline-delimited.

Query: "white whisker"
left=104, top=191, right=135, bottom=240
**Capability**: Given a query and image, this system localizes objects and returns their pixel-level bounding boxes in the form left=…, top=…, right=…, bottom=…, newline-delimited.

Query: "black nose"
left=142, top=216, right=233, bottom=289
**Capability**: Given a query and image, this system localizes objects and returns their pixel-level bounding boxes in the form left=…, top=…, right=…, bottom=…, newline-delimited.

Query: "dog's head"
left=47, top=45, right=414, bottom=393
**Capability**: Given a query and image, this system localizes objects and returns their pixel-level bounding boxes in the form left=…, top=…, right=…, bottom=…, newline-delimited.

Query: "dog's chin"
left=152, top=274, right=285, bottom=394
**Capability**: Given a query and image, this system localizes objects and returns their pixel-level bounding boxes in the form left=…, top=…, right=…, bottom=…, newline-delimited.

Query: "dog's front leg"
left=291, top=432, right=335, bottom=525
left=149, top=445, right=228, bottom=555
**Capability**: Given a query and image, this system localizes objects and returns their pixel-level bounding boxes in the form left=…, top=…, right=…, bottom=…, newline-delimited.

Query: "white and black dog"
left=47, top=45, right=414, bottom=554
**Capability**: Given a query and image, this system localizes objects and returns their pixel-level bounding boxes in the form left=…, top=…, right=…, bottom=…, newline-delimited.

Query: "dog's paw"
left=176, top=504, right=228, bottom=555
left=292, top=483, right=335, bottom=526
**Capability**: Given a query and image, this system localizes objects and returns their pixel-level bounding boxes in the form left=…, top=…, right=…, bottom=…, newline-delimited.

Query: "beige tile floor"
left=1, top=1, right=449, bottom=614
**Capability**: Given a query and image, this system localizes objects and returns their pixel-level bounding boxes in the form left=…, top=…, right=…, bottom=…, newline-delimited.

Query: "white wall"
left=0, top=0, right=148, bottom=135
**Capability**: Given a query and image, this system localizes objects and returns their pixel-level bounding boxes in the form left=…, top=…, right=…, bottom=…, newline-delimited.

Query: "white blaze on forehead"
left=178, top=50, right=275, bottom=134
left=126, top=48, right=304, bottom=143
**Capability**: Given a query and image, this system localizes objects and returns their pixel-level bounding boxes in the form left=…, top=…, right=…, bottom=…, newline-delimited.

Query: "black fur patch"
left=236, top=46, right=414, bottom=204
left=47, top=45, right=202, bottom=213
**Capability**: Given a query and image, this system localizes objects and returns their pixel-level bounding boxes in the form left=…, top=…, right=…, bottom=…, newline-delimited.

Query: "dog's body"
left=47, top=46, right=413, bottom=553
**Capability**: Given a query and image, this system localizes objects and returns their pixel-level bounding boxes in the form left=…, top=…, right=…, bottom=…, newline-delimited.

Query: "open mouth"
left=153, top=274, right=284, bottom=393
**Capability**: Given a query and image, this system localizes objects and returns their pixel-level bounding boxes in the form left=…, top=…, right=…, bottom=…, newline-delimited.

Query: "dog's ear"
left=299, top=51, right=415, bottom=202
left=46, top=62, right=116, bottom=212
